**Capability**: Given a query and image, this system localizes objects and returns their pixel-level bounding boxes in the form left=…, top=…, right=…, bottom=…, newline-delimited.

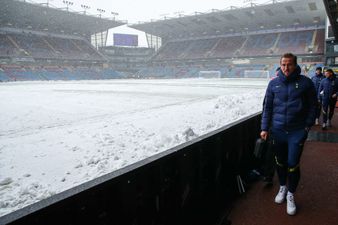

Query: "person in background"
left=311, top=67, right=324, bottom=125
left=261, top=53, right=317, bottom=216
left=318, top=68, right=338, bottom=130
left=274, top=67, right=280, bottom=78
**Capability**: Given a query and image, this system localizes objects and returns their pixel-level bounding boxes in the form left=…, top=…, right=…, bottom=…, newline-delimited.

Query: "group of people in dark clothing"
left=260, top=53, right=337, bottom=216
left=311, top=67, right=338, bottom=130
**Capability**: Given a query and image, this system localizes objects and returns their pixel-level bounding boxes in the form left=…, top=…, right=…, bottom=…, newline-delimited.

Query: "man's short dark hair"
left=325, top=68, right=334, bottom=74
left=280, top=53, right=297, bottom=65
left=316, top=67, right=322, bottom=71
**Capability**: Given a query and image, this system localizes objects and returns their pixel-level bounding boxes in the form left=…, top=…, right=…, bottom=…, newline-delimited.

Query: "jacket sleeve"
left=305, top=80, right=317, bottom=128
left=261, top=82, right=273, bottom=131
left=311, top=76, right=316, bottom=88
left=318, top=80, right=323, bottom=100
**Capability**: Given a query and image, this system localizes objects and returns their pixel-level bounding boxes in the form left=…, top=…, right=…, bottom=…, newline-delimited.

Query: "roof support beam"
left=323, top=0, right=338, bottom=39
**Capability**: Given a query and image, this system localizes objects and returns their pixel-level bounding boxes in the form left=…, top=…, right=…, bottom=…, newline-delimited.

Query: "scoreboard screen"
left=114, top=33, right=138, bottom=47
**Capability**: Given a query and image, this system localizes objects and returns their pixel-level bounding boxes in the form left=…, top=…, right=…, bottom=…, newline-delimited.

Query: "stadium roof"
left=0, top=0, right=126, bottom=36
left=323, top=0, right=338, bottom=39
left=130, top=0, right=326, bottom=39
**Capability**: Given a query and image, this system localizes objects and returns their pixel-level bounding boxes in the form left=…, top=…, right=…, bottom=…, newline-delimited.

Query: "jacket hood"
left=277, top=65, right=301, bottom=83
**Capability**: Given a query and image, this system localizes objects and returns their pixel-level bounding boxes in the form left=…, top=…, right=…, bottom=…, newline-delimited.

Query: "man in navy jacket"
left=311, top=67, right=324, bottom=125
left=318, top=68, right=338, bottom=129
left=260, top=53, right=317, bottom=215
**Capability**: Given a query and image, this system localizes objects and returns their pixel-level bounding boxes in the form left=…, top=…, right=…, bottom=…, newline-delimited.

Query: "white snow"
left=0, top=78, right=268, bottom=217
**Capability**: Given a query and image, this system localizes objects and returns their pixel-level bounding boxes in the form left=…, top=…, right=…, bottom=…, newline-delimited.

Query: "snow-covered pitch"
left=0, top=78, right=268, bottom=217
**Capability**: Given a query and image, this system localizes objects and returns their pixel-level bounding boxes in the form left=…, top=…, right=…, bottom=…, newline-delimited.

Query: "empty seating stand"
left=210, top=36, right=246, bottom=58
left=0, top=65, right=124, bottom=81
left=241, top=33, right=279, bottom=56
left=1, top=65, right=41, bottom=81
left=0, top=69, right=10, bottom=81
left=275, top=30, right=315, bottom=55
left=0, top=32, right=104, bottom=62
left=153, top=29, right=324, bottom=61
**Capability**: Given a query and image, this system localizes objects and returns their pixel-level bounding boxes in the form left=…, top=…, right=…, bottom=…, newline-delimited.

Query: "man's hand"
left=332, top=93, right=337, bottom=98
left=260, top=131, right=268, bottom=140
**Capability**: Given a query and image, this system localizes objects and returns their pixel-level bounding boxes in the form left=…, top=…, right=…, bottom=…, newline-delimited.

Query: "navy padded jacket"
left=311, top=73, right=324, bottom=97
left=318, top=74, right=338, bottom=105
left=261, top=66, right=317, bottom=131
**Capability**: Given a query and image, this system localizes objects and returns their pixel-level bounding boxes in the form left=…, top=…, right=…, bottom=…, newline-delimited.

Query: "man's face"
left=325, top=71, right=332, bottom=78
left=315, top=69, right=321, bottom=75
left=280, top=57, right=296, bottom=77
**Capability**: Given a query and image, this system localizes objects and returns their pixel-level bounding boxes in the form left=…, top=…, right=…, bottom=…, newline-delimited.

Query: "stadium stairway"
left=227, top=109, right=338, bottom=225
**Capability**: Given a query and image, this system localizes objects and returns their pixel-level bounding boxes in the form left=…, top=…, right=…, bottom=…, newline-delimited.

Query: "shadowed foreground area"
left=228, top=111, right=338, bottom=225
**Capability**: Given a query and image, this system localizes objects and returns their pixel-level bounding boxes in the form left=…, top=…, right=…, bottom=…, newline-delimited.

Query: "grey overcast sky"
left=32, top=0, right=273, bottom=24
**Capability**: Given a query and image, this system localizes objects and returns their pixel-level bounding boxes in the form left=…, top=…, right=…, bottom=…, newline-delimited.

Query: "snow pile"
left=0, top=78, right=267, bottom=217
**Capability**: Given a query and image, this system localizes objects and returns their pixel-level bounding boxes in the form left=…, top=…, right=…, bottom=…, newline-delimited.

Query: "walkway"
left=228, top=110, right=338, bottom=225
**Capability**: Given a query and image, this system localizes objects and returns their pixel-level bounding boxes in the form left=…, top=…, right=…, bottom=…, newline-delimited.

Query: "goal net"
left=198, top=70, right=221, bottom=78
left=244, top=70, right=270, bottom=79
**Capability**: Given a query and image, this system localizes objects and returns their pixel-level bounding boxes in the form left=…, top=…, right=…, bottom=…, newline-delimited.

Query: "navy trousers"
left=322, top=98, right=337, bottom=123
left=271, top=128, right=308, bottom=193
left=315, top=101, right=321, bottom=119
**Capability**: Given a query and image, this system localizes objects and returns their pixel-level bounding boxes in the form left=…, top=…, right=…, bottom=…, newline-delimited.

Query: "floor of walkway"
left=227, top=111, right=338, bottom=225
